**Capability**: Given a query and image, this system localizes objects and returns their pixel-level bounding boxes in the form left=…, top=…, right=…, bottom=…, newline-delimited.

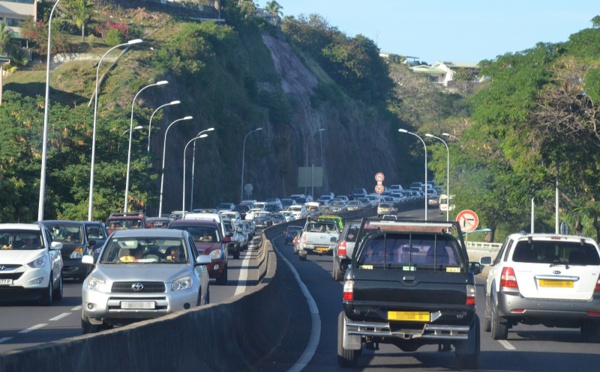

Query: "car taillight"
left=338, top=241, right=347, bottom=256
left=500, top=267, right=518, bottom=289
left=343, top=280, right=354, bottom=301
left=595, top=274, right=600, bottom=292
left=223, top=237, right=231, bottom=243
left=466, top=284, right=476, bottom=306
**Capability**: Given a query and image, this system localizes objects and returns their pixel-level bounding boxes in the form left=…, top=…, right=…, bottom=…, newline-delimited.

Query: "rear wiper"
left=549, top=262, right=570, bottom=269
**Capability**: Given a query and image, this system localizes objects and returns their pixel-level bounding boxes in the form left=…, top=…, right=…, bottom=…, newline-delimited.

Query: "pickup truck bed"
left=338, top=220, right=481, bottom=369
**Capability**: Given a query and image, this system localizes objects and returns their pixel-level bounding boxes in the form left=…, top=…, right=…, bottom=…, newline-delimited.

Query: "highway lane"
left=258, top=209, right=600, bottom=371
left=0, top=239, right=263, bottom=354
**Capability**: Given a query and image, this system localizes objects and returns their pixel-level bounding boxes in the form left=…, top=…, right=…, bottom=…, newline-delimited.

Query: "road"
left=0, top=239, right=263, bottom=354
left=256, top=208, right=600, bottom=371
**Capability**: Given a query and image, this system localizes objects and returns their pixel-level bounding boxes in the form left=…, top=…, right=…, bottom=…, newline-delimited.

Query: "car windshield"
left=512, top=240, right=600, bottom=265
left=106, top=218, right=144, bottom=230
left=45, top=223, right=84, bottom=244
left=357, top=233, right=461, bottom=270
left=86, top=225, right=107, bottom=240
left=99, top=237, right=189, bottom=264
left=172, top=226, right=219, bottom=242
left=0, top=230, right=44, bottom=250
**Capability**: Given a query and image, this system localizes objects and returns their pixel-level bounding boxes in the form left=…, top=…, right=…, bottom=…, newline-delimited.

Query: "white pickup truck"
left=295, top=219, right=340, bottom=260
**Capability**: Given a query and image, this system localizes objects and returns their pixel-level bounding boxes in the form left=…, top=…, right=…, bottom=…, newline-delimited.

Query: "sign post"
left=456, top=209, right=479, bottom=233
left=374, top=172, right=385, bottom=197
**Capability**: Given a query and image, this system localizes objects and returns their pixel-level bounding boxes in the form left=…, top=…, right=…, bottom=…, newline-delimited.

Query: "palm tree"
left=62, top=0, right=94, bottom=41
left=265, top=1, right=283, bottom=17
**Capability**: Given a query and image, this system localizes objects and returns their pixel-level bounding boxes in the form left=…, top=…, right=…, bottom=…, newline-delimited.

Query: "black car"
left=37, top=220, right=107, bottom=281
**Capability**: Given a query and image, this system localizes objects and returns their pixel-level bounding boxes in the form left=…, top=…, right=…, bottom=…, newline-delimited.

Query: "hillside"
left=0, top=1, right=406, bottom=220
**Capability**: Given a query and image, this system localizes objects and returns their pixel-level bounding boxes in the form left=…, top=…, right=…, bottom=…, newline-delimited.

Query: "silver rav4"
left=81, top=228, right=211, bottom=333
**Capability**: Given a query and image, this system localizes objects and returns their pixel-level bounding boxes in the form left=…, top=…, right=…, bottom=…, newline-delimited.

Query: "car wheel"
left=299, top=251, right=307, bottom=261
left=456, top=315, right=480, bottom=369
left=233, top=248, right=240, bottom=260
left=39, top=274, right=54, bottom=306
left=337, top=311, right=358, bottom=367
left=205, top=286, right=210, bottom=305
left=483, top=316, right=491, bottom=332
left=216, top=266, right=228, bottom=285
left=333, top=262, right=343, bottom=281
left=53, top=274, right=63, bottom=301
left=491, top=306, right=508, bottom=340
left=81, top=317, right=103, bottom=334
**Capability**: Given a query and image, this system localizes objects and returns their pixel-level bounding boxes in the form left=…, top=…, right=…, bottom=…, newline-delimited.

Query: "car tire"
left=39, top=274, right=54, bottom=306
left=491, top=306, right=508, bottom=340
left=81, top=317, right=103, bottom=334
left=205, top=286, right=210, bottom=305
left=299, top=251, right=307, bottom=261
left=337, top=311, right=358, bottom=367
left=483, top=316, right=491, bottom=332
left=233, top=248, right=240, bottom=260
left=53, top=274, right=63, bottom=301
left=332, top=262, right=343, bottom=281
left=216, top=266, right=228, bottom=285
left=456, top=315, right=480, bottom=369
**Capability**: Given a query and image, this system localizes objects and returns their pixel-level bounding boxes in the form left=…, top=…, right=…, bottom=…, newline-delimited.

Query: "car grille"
left=111, top=281, right=166, bottom=293
left=0, top=272, right=23, bottom=280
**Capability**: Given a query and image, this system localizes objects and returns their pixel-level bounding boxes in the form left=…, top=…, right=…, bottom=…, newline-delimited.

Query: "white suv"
left=0, top=223, right=64, bottom=305
left=481, top=233, right=600, bottom=340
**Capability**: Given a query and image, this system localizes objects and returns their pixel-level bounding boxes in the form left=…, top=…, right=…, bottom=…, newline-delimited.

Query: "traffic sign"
left=375, top=185, right=385, bottom=194
left=375, top=172, right=385, bottom=182
left=456, top=210, right=479, bottom=233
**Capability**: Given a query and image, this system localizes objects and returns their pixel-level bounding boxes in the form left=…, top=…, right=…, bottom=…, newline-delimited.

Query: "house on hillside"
left=0, top=0, right=37, bottom=34
left=410, top=61, right=482, bottom=89
left=253, top=8, right=280, bottom=26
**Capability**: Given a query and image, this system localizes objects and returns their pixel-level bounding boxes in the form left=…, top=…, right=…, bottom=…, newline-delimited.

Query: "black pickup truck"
left=338, top=219, right=482, bottom=369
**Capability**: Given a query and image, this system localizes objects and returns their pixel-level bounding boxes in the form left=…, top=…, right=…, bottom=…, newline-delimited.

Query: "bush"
left=105, top=28, right=123, bottom=47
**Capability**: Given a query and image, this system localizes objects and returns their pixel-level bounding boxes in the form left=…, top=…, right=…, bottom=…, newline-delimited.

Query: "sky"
left=268, top=0, right=599, bottom=64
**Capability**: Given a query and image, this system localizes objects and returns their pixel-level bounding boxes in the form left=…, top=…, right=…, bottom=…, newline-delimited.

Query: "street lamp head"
left=318, top=128, right=325, bottom=132
left=127, top=39, right=143, bottom=45
left=183, top=116, right=193, bottom=120
left=197, top=134, right=208, bottom=139
left=206, top=127, right=215, bottom=132
left=170, top=100, right=181, bottom=105
left=425, top=133, right=434, bottom=138
left=254, top=127, right=263, bottom=132
left=398, top=129, right=408, bottom=134
left=442, top=132, right=450, bottom=137
left=156, top=80, right=168, bottom=86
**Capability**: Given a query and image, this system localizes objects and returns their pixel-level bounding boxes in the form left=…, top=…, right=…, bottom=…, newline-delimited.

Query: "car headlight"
left=209, top=250, right=221, bottom=260
left=87, top=276, right=109, bottom=292
left=28, top=255, right=48, bottom=268
left=70, top=247, right=84, bottom=259
left=172, top=276, right=193, bottom=291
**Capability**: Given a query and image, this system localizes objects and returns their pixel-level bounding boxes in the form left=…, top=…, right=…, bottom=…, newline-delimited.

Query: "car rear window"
left=512, top=240, right=600, bottom=265
left=357, top=233, right=461, bottom=270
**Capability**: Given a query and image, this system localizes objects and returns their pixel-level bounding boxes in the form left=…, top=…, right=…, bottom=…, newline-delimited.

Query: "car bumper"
left=82, top=287, right=200, bottom=323
left=497, top=290, right=600, bottom=321
left=0, top=266, right=52, bottom=293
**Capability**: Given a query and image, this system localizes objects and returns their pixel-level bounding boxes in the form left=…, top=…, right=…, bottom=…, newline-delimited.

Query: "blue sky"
left=269, top=1, right=598, bottom=64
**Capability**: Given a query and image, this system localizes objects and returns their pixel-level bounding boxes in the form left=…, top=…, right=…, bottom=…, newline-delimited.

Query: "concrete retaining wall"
left=0, top=231, right=284, bottom=372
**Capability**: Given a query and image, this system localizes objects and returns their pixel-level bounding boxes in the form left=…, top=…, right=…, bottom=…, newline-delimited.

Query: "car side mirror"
left=480, top=256, right=492, bottom=265
left=82, top=255, right=95, bottom=265
left=469, top=262, right=482, bottom=275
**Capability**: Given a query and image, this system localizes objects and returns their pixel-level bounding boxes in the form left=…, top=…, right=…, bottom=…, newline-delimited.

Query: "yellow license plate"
left=388, top=311, right=429, bottom=322
left=316, top=247, right=329, bottom=252
left=539, top=279, right=574, bottom=288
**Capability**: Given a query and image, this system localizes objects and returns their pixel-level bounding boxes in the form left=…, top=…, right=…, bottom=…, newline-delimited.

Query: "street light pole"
left=399, top=129, right=428, bottom=220
left=38, top=0, right=61, bottom=221
left=304, top=128, right=324, bottom=197
left=147, top=100, right=180, bottom=156
left=240, top=127, right=263, bottom=202
left=88, top=38, right=142, bottom=221
left=190, top=127, right=215, bottom=210
left=427, top=133, right=450, bottom=221
left=158, top=116, right=193, bottom=217
left=124, top=80, right=168, bottom=212
left=183, top=134, right=209, bottom=212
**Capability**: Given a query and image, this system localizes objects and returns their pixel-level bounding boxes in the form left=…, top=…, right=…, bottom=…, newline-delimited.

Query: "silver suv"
left=332, top=221, right=361, bottom=281
left=81, top=228, right=211, bottom=333
left=481, top=233, right=600, bottom=340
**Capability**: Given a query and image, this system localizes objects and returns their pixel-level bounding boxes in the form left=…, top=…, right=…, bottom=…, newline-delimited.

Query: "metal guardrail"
left=466, top=241, right=502, bottom=251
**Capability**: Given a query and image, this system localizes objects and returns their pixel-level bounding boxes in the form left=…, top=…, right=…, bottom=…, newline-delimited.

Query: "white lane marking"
left=0, top=337, right=13, bottom=343
left=272, top=234, right=321, bottom=372
left=71, top=306, right=82, bottom=311
left=18, top=324, right=47, bottom=334
left=234, top=250, right=253, bottom=296
left=498, top=340, right=516, bottom=350
left=49, top=313, right=71, bottom=321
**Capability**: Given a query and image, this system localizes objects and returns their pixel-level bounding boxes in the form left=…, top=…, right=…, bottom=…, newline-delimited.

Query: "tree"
left=62, top=0, right=94, bottom=41
left=592, top=15, right=600, bottom=28
left=0, top=22, right=13, bottom=55
left=265, top=1, right=283, bottom=16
